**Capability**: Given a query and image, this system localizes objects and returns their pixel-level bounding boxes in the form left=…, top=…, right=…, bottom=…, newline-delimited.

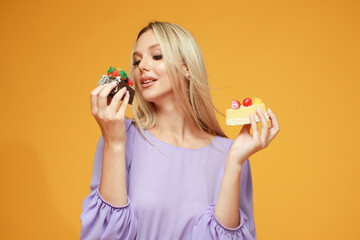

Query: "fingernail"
left=256, top=107, right=261, bottom=111
left=122, top=87, right=126, bottom=90
left=268, top=108, right=273, bottom=113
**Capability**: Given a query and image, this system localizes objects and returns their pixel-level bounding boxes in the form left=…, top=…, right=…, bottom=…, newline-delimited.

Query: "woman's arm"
left=192, top=158, right=255, bottom=239
left=214, top=108, right=280, bottom=228
left=99, top=143, right=128, bottom=206
left=80, top=132, right=138, bottom=240
left=80, top=84, right=137, bottom=240
left=90, top=82, right=131, bottom=206
left=214, top=157, right=243, bottom=228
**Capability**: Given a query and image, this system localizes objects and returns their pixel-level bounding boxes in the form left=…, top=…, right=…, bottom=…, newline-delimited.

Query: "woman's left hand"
left=228, top=107, right=280, bottom=166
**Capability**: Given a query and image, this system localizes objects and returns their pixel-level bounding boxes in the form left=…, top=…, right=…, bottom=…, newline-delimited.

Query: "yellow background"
left=1, top=0, right=359, bottom=239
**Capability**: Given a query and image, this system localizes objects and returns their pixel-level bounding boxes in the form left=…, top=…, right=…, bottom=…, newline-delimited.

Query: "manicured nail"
left=268, top=108, right=273, bottom=113
left=256, top=107, right=261, bottom=112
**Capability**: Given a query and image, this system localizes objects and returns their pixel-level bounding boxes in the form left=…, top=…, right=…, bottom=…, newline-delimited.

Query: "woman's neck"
left=152, top=98, right=196, bottom=142
left=149, top=93, right=215, bottom=148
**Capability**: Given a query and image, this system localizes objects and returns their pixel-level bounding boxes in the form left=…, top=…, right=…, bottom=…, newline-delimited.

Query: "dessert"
left=97, top=67, right=135, bottom=105
left=226, top=97, right=270, bottom=125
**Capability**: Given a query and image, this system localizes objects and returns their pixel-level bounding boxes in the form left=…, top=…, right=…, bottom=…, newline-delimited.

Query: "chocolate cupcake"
left=97, top=67, right=135, bottom=105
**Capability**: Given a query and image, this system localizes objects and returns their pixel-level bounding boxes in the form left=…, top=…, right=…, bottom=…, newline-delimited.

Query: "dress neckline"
left=144, top=129, right=218, bottom=151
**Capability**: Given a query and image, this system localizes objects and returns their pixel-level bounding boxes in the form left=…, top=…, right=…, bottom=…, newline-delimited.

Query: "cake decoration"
left=231, top=100, right=241, bottom=109
left=243, top=98, right=252, bottom=107
left=252, top=98, right=262, bottom=105
left=98, top=67, right=135, bottom=104
left=226, top=97, right=270, bottom=125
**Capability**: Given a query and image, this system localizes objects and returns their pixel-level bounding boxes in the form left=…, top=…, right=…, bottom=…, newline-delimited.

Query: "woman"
left=80, top=22, right=279, bottom=240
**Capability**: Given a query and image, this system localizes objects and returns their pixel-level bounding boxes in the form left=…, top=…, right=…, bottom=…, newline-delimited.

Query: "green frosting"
left=120, top=70, right=127, bottom=78
left=107, top=66, right=116, bottom=74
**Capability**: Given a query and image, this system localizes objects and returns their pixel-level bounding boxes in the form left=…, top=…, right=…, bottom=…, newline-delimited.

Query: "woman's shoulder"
left=214, top=134, right=233, bottom=149
left=125, top=117, right=135, bottom=130
left=203, top=133, right=233, bottom=153
left=124, top=117, right=139, bottom=137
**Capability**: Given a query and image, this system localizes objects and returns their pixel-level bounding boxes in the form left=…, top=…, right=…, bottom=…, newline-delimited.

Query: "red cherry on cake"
left=109, top=69, right=120, bottom=77
left=243, top=98, right=252, bottom=107
left=231, top=100, right=241, bottom=109
left=128, top=78, right=133, bottom=87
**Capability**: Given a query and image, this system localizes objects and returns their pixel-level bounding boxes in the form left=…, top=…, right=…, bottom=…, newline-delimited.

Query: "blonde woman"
left=80, top=22, right=279, bottom=240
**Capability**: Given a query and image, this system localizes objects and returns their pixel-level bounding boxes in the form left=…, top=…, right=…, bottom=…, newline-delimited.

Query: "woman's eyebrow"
left=133, top=44, right=160, bottom=57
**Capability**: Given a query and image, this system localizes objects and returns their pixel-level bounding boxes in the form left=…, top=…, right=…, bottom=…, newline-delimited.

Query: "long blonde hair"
left=129, top=22, right=227, bottom=140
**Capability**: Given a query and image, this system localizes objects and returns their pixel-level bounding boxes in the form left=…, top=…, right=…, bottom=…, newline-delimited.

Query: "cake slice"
left=226, top=98, right=270, bottom=125
left=97, top=67, right=135, bottom=105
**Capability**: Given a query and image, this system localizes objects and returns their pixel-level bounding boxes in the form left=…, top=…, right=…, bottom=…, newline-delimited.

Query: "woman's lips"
left=141, top=79, right=157, bottom=88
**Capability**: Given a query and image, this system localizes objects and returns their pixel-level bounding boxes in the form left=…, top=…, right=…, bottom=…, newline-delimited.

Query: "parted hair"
left=129, top=21, right=227, bottom=140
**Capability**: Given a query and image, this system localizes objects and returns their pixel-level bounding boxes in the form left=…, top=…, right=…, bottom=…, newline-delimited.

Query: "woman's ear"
left=182, top=64, right=190, bottom=79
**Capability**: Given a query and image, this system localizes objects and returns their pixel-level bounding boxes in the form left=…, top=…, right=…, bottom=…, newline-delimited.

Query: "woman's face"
left=133, top=30, right=172, bottom=103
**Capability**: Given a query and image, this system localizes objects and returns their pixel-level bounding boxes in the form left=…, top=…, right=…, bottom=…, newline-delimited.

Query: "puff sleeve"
left=80, top=118, right=138, bottom=240
left=192, top=159, right=256, bottom=240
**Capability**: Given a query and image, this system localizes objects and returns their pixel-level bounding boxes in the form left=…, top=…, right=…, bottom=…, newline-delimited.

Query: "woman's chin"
left=140, top=91, right=173, bottom=105
left=141, top=94, right=159, bottom=104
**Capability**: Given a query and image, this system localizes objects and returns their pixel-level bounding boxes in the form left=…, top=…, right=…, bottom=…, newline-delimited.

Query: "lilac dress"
left=80, top=119, right=256, bottom=240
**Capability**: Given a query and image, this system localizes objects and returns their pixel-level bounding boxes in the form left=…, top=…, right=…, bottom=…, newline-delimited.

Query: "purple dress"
left=80, top=119, right=256, bottom=240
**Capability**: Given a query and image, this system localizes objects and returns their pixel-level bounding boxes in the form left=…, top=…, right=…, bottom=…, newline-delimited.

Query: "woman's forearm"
left=99, top=142, right=128, bottom=206
left=214, top=157, right=243, bottom=228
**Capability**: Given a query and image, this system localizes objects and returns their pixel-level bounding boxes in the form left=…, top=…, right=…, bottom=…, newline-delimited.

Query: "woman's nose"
left=138, top=58, right=150, bottom=71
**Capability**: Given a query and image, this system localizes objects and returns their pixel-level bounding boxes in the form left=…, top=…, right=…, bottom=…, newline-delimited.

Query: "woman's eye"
left=153, top=55, right=163, bottom=60
left=133, top=60, right=141, bottom=66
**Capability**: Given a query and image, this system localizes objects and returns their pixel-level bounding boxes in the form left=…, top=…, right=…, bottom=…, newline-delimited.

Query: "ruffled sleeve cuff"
left=80, top=187, right=137, bottom=240
left=192, top=204, right=255, bottom=240
left=95, top=187, right=131, bottom=209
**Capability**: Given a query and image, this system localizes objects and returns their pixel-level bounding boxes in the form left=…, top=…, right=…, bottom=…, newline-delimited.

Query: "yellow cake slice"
left=226, top=98, right=270, bottom=125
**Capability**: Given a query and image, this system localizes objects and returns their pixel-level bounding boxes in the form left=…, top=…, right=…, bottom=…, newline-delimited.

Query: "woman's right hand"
left=90, top=82, right=130, bottom=145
